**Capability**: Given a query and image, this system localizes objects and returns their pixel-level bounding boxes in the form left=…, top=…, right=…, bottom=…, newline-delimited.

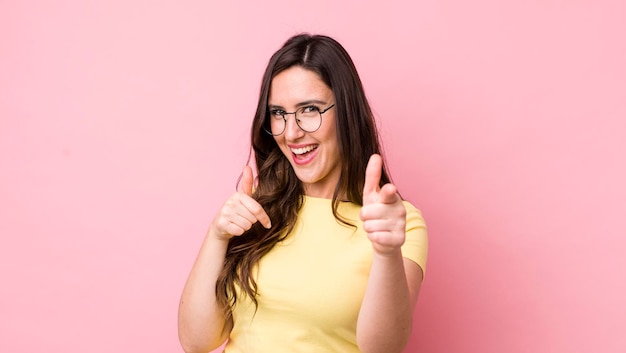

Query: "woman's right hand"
left=180, top=166, right=268, bottom=352
left=209, top=166, right=272, bottom=241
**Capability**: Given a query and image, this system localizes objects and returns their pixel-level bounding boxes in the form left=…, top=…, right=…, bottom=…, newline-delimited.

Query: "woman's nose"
left=283, top=114, right=305, bottom=139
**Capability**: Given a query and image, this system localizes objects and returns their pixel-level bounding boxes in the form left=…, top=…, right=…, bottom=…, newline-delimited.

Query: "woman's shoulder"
left=401, top=200, right=427, bottom=228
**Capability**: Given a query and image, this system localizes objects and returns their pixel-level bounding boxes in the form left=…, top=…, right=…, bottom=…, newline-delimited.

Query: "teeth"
left=291, top=145, right=317, bottom=155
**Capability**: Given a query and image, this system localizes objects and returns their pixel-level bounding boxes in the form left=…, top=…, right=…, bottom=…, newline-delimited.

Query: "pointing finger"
left=240, top=195, right=272, bottom=229
left=363, top=154, right=382, bottom=199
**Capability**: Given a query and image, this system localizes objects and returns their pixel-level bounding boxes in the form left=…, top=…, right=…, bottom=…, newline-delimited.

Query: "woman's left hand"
left=359, top=154, right=407, bottom=255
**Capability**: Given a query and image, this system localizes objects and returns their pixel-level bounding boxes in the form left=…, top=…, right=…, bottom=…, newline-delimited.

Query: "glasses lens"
left=296, top=107, right=322, bottom=133
left=263, top=106, right=325, bottom=136
left=264, top=113, right=285, bottom=136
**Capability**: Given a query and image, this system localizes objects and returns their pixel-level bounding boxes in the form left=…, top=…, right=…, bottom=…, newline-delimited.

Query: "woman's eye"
left=270, top=110, right=285, bottom=117
left=302, top=106, right=320, bottom=113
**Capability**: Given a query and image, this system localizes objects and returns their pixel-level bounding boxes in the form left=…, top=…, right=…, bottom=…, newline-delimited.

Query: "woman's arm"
left=357, top=251, right=423, bottom=353
left=357, top=154, right=422, bottom=353
left=178, top=232, right=232, bottom=353
left=178, top=166, right=271, bottom=353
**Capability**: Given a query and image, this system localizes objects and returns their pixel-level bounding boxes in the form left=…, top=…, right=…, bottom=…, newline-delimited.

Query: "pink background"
left=2, top=1, right=625, bottom=352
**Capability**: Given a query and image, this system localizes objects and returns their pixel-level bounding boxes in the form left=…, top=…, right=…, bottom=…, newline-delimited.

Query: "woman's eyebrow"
left=268, top=99, right=328, bottom=110
left=295, top=99, right=327, bottom=107
left=267, top=103, right=284, bottom=110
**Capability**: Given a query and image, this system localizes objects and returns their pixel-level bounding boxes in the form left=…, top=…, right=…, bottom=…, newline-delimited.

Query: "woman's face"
left=268, top=66, right=341, bottom=199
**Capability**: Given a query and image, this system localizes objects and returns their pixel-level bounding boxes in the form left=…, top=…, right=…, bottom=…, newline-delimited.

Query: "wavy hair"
left=216, top=34, right=393, bottom=319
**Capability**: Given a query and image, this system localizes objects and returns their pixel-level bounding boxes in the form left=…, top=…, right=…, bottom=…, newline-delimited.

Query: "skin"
left=178, top=165, right=270, bottom=353
left=357, top=154, right=423, bottom=353
left=268, top=66, right=342, bottom=199
left=178, top=67, right=422, bottom=353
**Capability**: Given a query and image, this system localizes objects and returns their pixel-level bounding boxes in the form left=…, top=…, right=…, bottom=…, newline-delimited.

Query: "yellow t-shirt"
left=225, top=196, right=428, bottom=353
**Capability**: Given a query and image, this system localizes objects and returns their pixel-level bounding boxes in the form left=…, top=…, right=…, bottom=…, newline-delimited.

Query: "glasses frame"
left=263, top=104, right=335, bottom=136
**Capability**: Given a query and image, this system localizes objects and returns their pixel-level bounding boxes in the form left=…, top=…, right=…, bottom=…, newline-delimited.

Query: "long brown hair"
left=216, top=34, right=393, bottom=318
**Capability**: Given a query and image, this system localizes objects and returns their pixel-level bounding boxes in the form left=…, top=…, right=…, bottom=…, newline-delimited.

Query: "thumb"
left=241, top=165, right=254, bottom=196
left=379, top=183, right=400, bottom=204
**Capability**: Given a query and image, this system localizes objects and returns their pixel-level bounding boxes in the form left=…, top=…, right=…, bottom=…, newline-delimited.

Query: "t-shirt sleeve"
left=400, top=201, right=428, bottom=278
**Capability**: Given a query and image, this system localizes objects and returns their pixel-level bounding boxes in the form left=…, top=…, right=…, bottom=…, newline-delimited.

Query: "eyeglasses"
left=263, top=104, right=335, bottom=136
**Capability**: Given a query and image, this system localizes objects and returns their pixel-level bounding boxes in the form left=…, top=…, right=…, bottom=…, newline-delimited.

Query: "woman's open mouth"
left=290, top=144, right=318, bottom=164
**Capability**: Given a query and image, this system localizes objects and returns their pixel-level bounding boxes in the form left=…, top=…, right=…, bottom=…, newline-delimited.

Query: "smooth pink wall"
left=1, top=1, right=625, bottom=352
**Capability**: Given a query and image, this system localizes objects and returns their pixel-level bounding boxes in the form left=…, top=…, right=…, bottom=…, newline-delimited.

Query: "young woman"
left=178, top=34, right=428, bottom=353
